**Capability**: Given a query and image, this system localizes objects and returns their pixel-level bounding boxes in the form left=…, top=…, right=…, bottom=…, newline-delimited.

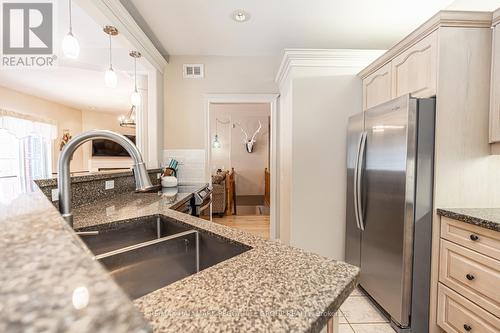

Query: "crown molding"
left=76, top=0, right=168, bottom=73
left=275, top=49, right=385, bottom=87
left=358, top=10, right=493, bottom=78
left=493, top=7, right=500, bottom=26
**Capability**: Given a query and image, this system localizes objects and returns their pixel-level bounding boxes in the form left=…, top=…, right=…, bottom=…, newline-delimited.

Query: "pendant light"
left=62, top=0, right=80, bottom=59
left=129, top=51, right=142, bottom=107
left=212, top=118, right=229, bottom=149
left=213, top=118, right=221, bottom=149
left=119, top=105, right=136, bottom=128
left=103, top=26, right=118, bottom=88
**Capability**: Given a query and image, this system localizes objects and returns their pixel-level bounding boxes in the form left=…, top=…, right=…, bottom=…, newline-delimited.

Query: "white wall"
left=291, top=74, right=362, bottom=259
left=276, top=50, right=384, bottom=259
left=164, top=55, right=280, bottom=150
left=210, top=103, right=270, bottom=196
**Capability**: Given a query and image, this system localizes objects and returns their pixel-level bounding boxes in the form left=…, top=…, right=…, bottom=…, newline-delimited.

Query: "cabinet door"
left=490, top=24, right=500, bottom=143
left=362, top=62, right=392, bottom=110
left=391, top=31, right=438, bottom=98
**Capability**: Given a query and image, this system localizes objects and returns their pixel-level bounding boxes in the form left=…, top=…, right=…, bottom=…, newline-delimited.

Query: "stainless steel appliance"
left=177, top=184, right=212, bottom=219
left=345, top=94, right=435, bottom=332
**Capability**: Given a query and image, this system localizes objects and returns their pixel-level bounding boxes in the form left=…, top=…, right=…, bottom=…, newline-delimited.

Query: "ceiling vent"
left=183, top=64, right=204, bottom=79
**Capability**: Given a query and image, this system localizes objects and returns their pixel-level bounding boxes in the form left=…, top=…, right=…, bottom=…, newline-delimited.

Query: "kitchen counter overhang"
left=1, top=186, right=359, bottom=332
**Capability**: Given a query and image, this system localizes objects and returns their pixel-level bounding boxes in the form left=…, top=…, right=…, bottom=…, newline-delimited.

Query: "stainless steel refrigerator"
left=345, top=94, right=435, bottom=332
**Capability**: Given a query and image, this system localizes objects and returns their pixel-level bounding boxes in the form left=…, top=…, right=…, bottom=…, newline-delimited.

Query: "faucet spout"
left=57, top=130, right=154, bottom=227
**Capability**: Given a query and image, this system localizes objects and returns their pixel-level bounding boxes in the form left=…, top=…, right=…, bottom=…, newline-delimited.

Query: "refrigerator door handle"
left=353, top=133, right=363, bottom=230
left=357, top=131, right=367, bottom=231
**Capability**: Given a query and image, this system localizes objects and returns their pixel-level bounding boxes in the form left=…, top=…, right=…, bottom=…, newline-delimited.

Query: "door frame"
left=204, top=93, right=279, bottom=239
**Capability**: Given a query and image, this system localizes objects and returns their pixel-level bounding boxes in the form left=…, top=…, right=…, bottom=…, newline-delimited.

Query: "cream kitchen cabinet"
left=362, top=62, right=392, bottom=110
left=489, top=9, right=500, bottom=143
left=437, top=217, right=500, bottom=333
left=391, top=30, right=438, bottom=98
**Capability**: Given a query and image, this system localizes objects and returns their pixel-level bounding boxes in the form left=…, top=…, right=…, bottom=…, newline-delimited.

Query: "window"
left=0, top=111, right=56, bottom=197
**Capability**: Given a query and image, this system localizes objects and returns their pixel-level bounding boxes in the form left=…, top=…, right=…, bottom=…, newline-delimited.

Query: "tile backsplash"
left=163, top=149, right=206, bottom=184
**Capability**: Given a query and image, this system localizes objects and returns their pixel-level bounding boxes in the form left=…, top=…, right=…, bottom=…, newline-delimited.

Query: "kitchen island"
left=0, top=178, right=359, bottom=332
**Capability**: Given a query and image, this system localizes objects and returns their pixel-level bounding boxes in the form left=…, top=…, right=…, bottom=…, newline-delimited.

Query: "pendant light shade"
left=213, top=134, right=221, bottom=149
left=104, top=68, right=117, bottom=88
left=131, top=90, right=141, bottom=107
left=103, top=26, right=119, bottom=88
left=62, top=33, right=80, bottom=59
left=62, top=0, right=79, bottom=59
left=129, top=51, right=142, bottom=107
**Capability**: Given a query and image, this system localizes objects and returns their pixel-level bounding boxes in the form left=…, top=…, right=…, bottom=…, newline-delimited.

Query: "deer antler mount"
left=235, top=121, right=262, bottom=153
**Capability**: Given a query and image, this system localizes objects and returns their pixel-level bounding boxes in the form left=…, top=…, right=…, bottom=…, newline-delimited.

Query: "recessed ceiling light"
left=232, top=10, right=250, bottom=23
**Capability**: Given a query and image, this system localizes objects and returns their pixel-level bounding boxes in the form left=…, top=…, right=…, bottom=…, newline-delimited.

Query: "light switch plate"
left=51, top=188, right=59, bottom=202
left=105, top=180, right=114, bottom=190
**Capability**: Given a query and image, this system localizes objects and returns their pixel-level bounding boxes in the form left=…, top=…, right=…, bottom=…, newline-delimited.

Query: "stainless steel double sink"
left=76, top=216, right=250, bottom=299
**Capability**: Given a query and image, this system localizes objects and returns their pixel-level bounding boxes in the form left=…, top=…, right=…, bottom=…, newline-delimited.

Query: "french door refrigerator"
left=345, top=94, right=435, bottom=332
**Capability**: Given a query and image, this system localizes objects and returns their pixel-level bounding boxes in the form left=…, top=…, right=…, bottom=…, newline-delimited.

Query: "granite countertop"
left=437, top=208, right=500, bottom=232
left=1, top=183, right=359, bottom=333
left=0, top=187, right=150, bottom=333
left=35, top=168, right=163, bottom=188
left=72, top=191, right=359, bottom=332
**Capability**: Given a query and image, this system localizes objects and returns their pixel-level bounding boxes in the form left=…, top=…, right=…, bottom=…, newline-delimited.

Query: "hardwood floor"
left=212, top=215, right=270, bottom=239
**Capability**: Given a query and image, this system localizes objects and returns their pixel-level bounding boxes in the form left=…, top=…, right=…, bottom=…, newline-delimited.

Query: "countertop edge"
left=436, top=208, right=500, bottom=232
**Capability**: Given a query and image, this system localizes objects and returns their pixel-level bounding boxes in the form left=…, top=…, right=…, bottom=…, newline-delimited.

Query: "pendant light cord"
left=109, top=34, right=113, bottom=69
left=134, top=57, right=138, bottom=92
left=68, top=0, right=73, bottom=34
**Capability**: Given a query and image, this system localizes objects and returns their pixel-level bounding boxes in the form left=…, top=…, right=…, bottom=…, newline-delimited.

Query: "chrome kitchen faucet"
left=57, top=130, right=154, bottom=227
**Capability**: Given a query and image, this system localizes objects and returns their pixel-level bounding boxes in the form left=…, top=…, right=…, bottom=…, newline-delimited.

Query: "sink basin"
left=77, top=215, right=250, bottom=299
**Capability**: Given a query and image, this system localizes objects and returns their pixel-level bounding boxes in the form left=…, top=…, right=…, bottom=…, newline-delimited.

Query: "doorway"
left=205, top=94, right=279, bottom=240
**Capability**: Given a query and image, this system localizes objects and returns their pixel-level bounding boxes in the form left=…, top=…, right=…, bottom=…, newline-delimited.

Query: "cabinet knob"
left=463, top=324, right=472, bottom=331
left=466, top=274, right=475, bottom=281
left=469, top=234, right=479, bottom=241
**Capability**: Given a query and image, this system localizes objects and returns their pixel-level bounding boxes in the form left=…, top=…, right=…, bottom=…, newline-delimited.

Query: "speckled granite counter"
left=71, top=191, right=359, bottom=333
left=437, top=208, right=500, bottom=232
left=0, top=187, right=150, bottom=333
left=1, top=183, right=359, bottom=333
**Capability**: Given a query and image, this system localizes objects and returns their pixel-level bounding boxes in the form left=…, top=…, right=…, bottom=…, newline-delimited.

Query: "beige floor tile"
left=349, top=287, right=364, bottom=296
left=337, top=312, right=348, bottom=324
left=339, top=324, right=355, bottom=333
left=340, top=296, right=388, bottom=324
left=350, top=323, right=396, bottom=333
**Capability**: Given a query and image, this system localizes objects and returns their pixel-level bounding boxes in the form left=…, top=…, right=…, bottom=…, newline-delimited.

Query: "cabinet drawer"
left=391, top=30, right=438, bottom=98
left=362, top=62, right=392, bottom=110
left=439, top=239, right=500, bottom=318
left=438, top=283, right=500, bottom=333
left=441, top=217, right=500, bottom=261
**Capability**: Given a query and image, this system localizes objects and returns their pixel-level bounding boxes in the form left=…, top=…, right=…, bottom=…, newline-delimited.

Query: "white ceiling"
left=0, top=1, right=148, bottom=113
left=126, top=0, right=477, bottom=56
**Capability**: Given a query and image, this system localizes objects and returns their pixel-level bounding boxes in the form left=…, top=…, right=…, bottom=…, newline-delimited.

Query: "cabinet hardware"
left=469, top=234, right=479, bottom=241
left=463, top=324, right=472, bottom=331
left=465, top=273, right=475, bottom=281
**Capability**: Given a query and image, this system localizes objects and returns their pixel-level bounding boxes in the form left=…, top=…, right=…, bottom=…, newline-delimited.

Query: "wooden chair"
left=225, top=168, right=236, bottom=215
left=264, top=168, right=270, bottom=207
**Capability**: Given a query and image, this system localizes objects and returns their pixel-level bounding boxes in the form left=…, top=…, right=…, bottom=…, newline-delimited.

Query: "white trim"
left=275, top=49, right=385, bottom=88
left=204, top=94, right=280, bottom=240
left=76, top=0, right=168, bottom=73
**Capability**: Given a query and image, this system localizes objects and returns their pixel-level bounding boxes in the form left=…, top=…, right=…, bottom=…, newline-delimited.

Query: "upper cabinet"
left=489, top=9, right=500, bottom=143
left=358, top=11, right=492, bottom=112
left=362, top=62, right=392, bottom=110
left=391, top=30, right=438, bottom=99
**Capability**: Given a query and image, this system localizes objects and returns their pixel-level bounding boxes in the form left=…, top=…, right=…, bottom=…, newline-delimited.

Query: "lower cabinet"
left=437, top=217, right=500, bottom=333
left=438, top=284, right=500, bottom=333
